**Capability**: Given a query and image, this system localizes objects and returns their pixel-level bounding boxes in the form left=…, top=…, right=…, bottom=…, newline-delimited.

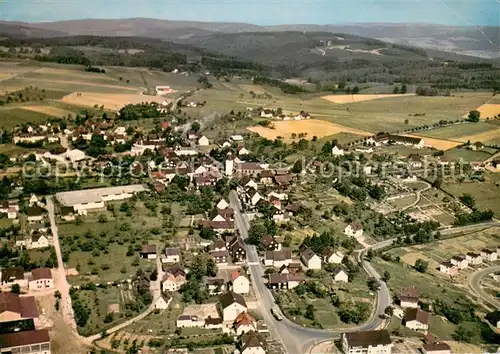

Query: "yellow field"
left=321, top=93, right=415, bottom=104
left=462, top=103, right=500, bottom=119
left=21, top=105, right=74, bottom=117
left=458, top=128, right=500, bottom=143
left=247, top=119, right=372, bottom=141
left=239, top=84, right=267, bottom=93
left=61, top=92, right=170, bottom=111
left=402, top=134, right=461, bottom=150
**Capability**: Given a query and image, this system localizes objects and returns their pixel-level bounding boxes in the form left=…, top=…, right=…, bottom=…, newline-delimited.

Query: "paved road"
left=229, top=191, right=500, bottom=353
left=469, top=265, right=500, bottom=310
left=229, top=192, right=390, bottom=353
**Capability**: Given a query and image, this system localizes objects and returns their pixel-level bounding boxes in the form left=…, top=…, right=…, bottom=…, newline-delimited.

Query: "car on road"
left=271, top=306, right=283, bottom=321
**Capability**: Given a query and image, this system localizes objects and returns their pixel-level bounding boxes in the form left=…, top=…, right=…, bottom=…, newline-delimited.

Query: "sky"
left=0, top=0, right=498, bottom=26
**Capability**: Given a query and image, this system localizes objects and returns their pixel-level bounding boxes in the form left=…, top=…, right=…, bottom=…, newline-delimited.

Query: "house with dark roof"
left=342, top=330, right=392, bottom=354
left=28, top=232, right=49, bottom=250
left=26, top=206, right=44, bottom=223
left=0, top=292, right=39, bottom=325
left=450, top=255, right=468, bottom=269
left=210, top=249, right=230, bottom=266
left=28, top=268, right=53, bottom=291
left=439, top=261, right=458, bottom=276
left=403, top=308, right=429, bottom=332
left=235, top=162, right=263, bottom=177
left=241, top=331, right=266, bottom=354
left=274, top=174, right=294, bottom=188
left=465, top=252, right=483, bottom=265
left=399, top=287, right=419, bottom=308
left=264, top=249, right=292, bottom=268
left=219, top=291, right=247, bottom=322
left=481, top=248, right=498, bottom=262
left=0, top=268, right=26, bottom=287
left=344, top=221, right=363, bottom=238
left=422, top=342, right=451, bottom=354
left=229, top=238, right=246, bottom=264
left=260, top=235, right=281, bottom=251
left=0, top=329, right=50, bottom=354
left=300, top=248, right=321, bottom=270
left=268, top=273, right=305, bottom=290
left=163, top=248, right=181, bottom=264
left=140, top=244, right=157, bottom=259
left=162, top=265, right=186, bottom=292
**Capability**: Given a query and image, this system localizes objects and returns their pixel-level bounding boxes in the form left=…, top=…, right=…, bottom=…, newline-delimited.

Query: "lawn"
left=442, top=172, right=500, bottom=216
left=443, top=147, right=493, bottom=162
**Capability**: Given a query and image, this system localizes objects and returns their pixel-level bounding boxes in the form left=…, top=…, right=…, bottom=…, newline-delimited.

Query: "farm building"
left=55, top=185, right=147, bottom=215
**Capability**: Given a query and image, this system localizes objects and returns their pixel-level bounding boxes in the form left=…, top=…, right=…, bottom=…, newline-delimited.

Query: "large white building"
left=342, top=330, right=393, bottom=354
left=55, top=185, right=147, bottom=215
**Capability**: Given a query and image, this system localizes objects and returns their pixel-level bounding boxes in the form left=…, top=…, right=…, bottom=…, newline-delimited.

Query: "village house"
left=450, top=255, right=468, bottom=269
left=162, top=266, right=186, bottom=292
left=422, top=342, right=451, bottom=354
left=239, top=147, right=251, bottom=156
left=176, top=315, right=205, bottom=328
left=28, top=268, right=53, bottom=291
left=481, top=249, right=498, bottom=262
left=205, top=278, right=226, bottom=295
left=323, top=248, right=344, bottom=264
left=0, top=329, right=51, bottom=354
left=333, top=268, right=349, bottom=282
left=268, top=273, right=305, bottom=290
left=403, top=308, right=429, bottom=333
left=465, top=252, right=483, bottom=265
left=300, top=248, right=322, bottom=270
left=163, top=248, right=181, bottom=264
left=408, top=155, right=423, bottom=169
left=264, top=249, right=292, bottom=268
left=399, top=287, right=419, bottom=308
left=235, top=162, right=263, bottom=177
left=26, top=206, right=44, bottom=223
left=331, top=144, right=345, bottom=156
left=141, top=244, right=157, bottom=259
left=0, top=267, right=27, bottom=288
left=27, top=232, right=50, bottom=250
left=241, top=331, right=267, bottom=354
left=342, top=330, right=393, bottom=354
left=219, top=291, right=247, bottom=322
left=0, top=292, right=39, bottom=325
left=259, top=170, right=275, bottom=185
left=228, top=238, right=246, bottom=264
left=344, top=221, right=363, bottom=238
left=469, top=141, right=484, bottom=151
left=234, top=312, right=257, bottom=335
left=202, top=220, right=235, bottom=234
left=198, top=135, right=210, bottom=146
left=210, top=250, right=230, bottom=266
left=260, top=235, right=281, bottom=251
left=274, top=174, right=294, bottom=188
left=439, top=261, right=458, bottom=276
left=154, top=293, right=172, bottom=310
left=231, top=270, right=250, bottom=294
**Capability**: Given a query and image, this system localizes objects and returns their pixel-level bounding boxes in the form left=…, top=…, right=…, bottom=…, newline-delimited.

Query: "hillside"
left=0, top=18, right=498, bottom=58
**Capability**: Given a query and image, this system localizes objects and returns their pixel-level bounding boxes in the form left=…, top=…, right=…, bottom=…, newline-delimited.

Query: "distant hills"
left=0, top=18, right=499, bottom=58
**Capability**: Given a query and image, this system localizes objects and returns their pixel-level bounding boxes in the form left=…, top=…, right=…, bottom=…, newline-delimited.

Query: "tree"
left=382, top=271, right=391, bottom=282
left=200, top=227, right=216, bottom=240
left=305, top=304, right=315, bottom=320
left=401, top=84, right=407, bottom=94
left=384, top=306, right=394, bottom=316
left=453, top=325, right=474, bottom=342
left=432, top=177, right=443, bottom=189
left=248, top=222, right=267, bottom=245
left=459, top=194, right=475, bottom=208
left=352, top=86, right=360, bottom=94
left=392, top=86, right=400, bottom=94
left=10, top=284, right=20, bottom=294
left=414, top=259, right=428, bottom=273
left=291, top=159, right=303, bottom=174
left=191, top=121, right=201, bottom=132
left=367, top=278, right=380, bottom=291
left=468, top=110, right=480, bottom=122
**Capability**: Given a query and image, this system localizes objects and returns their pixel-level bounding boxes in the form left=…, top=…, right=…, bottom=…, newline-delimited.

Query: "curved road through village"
left=229, top=191, right=499, bottom=353
left=469, top=265, right=500, bottom=310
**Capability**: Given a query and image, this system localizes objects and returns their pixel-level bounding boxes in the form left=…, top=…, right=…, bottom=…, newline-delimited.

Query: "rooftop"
left=56, top=184, right=146, bottom=206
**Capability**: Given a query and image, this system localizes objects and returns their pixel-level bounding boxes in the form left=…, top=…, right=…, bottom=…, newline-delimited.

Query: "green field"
left=0, top=107, right=53, bottom=127
left=58, top=200, right=168, bottom=284
left=442, top=147, right=493, bottom=162
left=442, top=172, right=500, bottom=216
left=418, top=122, right=497, bottom=140
left=187, top=82, right=493, bottom=133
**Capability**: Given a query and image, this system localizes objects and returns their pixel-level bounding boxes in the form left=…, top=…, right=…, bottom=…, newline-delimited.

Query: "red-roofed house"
left=28, top=268, right=53, bottom=290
